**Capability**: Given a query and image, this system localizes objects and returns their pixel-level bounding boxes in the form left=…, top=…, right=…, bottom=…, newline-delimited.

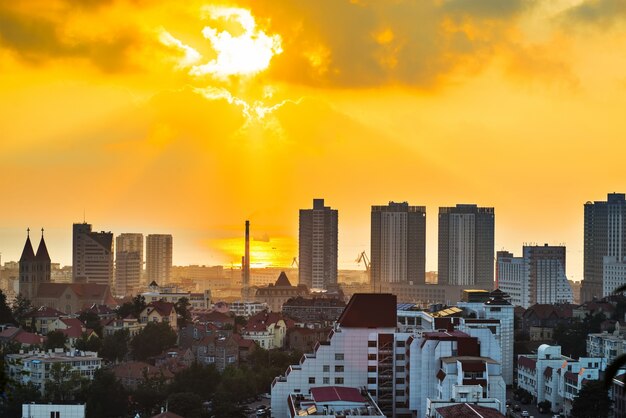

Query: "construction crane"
left=356, top=251, right=370, bottom=272
left=291, top=257, right=299, bottom=268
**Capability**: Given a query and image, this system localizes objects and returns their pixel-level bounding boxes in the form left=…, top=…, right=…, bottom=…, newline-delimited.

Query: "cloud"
left=563, top=0, right=626, bottom=25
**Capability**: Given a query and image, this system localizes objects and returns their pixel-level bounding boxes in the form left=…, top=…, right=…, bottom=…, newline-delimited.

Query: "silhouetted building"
left=115, top=233, right=143, bottom=297
left=19, top=229, right=51, bottom=300
left=581, top=193, right=626, bottom=302
left=146, top=234, right=172, bottom=285
left=281, top=296, right=345, bottom=323
left=438, top=204, right=495, bottom=290
left=255, top=272, right=309, bottom=312
left=72, top=223, right=113, bottom=286
left=299, top=199, right=338, bottom=290
left=370, top=201, right=426, bottom=289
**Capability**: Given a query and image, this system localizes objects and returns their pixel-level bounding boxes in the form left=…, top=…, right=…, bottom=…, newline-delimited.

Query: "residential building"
left=241, top=310, right=295, bottom=349
left=497, top=245, right=573, bottom=308
left=139, top=301, right=178, bottom=330
left=603, top=256, right=626, bottom=296
left=438, top=204, right=495, bottom=290
left=6, top=350, right=101, bottom=394
left=517, top=344, right=604, bottom=416
left=146, top=234, right=173, bottom=285
left=287, top=387, right=385, bottom=418
left=282, top=297, right=346, bottom=323
left=33, top=282, right=117, bottom=314
left=142, top=281, right=211, bottom=309
left=299, top=199, right=338, bottom=290
left=103, top=316, right=145, bottom=337
left=227, top=300, right=268, bottom=317
left=287, top=327, right=332, bottom=352
left=370, top=201, right=426, bottom=288
left=72, top=223, right=113, bottom=286
left=18, top=229, right=51, bottom=300
left=0, top=327, right=45, bottom=347
left=581, top=193, right=626, bottom=301
left=194, top=333, right=240, bottom=371
left=21, top=404, right=85, bottom=418
left=587, top=325, right=626, bottom=365
left=271, top=292, right=509, bottom=418
left=112, top=361, right=174, bottom=389
left=520, top=304, right=575, bottom=335
left=612, top=373, right=626, bottom=418
left=115, top=233, right=143, bottom=297
left=22, top=306, right=66, bottom=335
left=255, top=272, right=309, bottom=312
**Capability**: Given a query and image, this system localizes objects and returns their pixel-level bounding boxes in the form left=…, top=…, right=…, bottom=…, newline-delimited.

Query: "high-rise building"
left=298, top=199, right=338, bottom=290
left=581, top=193, right=626, bottom=302
left=438, top=204, right=495, bottom=290
left=72, top=223, right=113, bottom=286
left=19, top=229, right=51, bottom=299
left=370, top=202, right=426, bottom=289
left=498, top=245, right=573, bottom=308
left=115, top=233, right=143, bottom=297
left=146, top=234, right=172, bottom=285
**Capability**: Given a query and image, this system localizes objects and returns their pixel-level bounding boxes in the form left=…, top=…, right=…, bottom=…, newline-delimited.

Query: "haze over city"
left=3, top=1, right=626, bottom=280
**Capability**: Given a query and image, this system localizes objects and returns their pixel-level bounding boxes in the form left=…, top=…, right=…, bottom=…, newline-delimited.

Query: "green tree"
left=131, top=371, right=168, bottom=417
left=0, top=289, right=15, bottom=324
left=100, top=329, right=129, bottom=362
left=44, top=330, right=68, bottom=351
left=11, top=294, right=32, bottom=324
left=78, top=311, right=103, bottom=337
left=84, top=369, right=128, bottom=418
left=75, top=332, right=102, bottom=353
left=45, top=363, right=87, bottom=403
left=210, top=390, right=247, bottom=418
left=168, top=362, right=220, bottom=400
left=0, top=382, right=41, bottom=418
left=133, top=294, right=147, bottom=317
left=117, top=301, right=135, bottom=319
left=175, top=297, right=191, bottom=328
left=131, top=322, right=176, bottom=361
left=571, top=380, right=611, bottom=418
left=167, top=392, right=203, bottom=418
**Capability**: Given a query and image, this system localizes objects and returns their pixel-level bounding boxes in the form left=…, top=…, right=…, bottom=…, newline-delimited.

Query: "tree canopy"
left=571, top=380, right=611, bottom=418
left=131, top=322, right=177, bottom=361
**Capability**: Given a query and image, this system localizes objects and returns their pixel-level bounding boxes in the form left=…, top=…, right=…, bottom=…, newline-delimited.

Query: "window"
left=323, top=377, right=329, bottom=384
left=368, top=354, right=377, bottom=361
left=368, top=366, right=376, bottom=373
left=335, top=353, right=344, bottom=361
left=368, top=340, right=377, bottom=347
left=395, top=389, right=405, bottom=396
left=396, top=366, right=405, bottom=372
left=309, top=377, right=315, bottom=384
left=368, top=377, right=376, bottom=384
left=396, top=354, right=405, bottom=361
left=335, top=365, right=344, bottom=373
left=335, top=377, right=344, bottom=384
left=396, top=377, right=405, bottom=384
left=323, top=365, right=330, bottom=372
left=397, top=341, right=405, bottom=347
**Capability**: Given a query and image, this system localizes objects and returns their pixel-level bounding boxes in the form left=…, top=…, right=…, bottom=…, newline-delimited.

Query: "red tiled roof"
left=436, top=403, right=505, bottom=418
left=27, top=306, right=66, bottom=318
left=14, top=330, right=46, bottom=345
left=544, top=366, right=553, bottom=378
left=310, top=386, right=365, bottom=403
left=232, top=333, right=256, bottom=348
left=61, top=326, right=84, bottom=338
left=0, top=327, right=21, bottom=339
left=437, top=369, right=446, bottom=381
left=60, top=318, right=84, bottom=329
left=244, top=311, right=294, bottom=332
left=337, top=293, right=397, bottom=328
left=518, top=356, right=537, bottom=371
left=147, top=301, right=175, bottom=317
left=460, top=360, right=486, bottom=372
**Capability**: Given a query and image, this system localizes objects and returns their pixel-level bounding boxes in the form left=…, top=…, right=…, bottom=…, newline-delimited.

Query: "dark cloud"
left=0, top=4, right=143, bottom=72
left=245, top=0, right=537, bottom=88
left=563, top=0, right=626, bottom=25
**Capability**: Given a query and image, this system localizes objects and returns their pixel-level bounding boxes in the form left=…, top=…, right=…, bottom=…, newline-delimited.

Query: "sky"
left=2, top=0, right=626, bottom=280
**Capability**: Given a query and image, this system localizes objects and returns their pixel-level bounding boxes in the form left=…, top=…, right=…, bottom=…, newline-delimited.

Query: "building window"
left=309, top=377, right=315, bottom=384
left=335, top=365, right=344, bottom=373
left=323, top=377, right=329, bottom=384
left=335, top=353, right=344, bottom=361
left=368, top=366, right=376, bottom=373
left=323, top=365, right=330, bottom=372
left=396, top=366, right=405, bottom=372
left=395, top=389, right=405, bottom=396
left=368, top=340, right=377, bottom=347
left=335, top=377, right=344, bottom=384
left=368, top=354, right=377, bottom=361
left=397, top=341, right=405, bottom=347
left=396, top=377, right=405, bottom=384
left=368, top=377, right=376, bottom=384
left=396, top=354, right=405, bottom=361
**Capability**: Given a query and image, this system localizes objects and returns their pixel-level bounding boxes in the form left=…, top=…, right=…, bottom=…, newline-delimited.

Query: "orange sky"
left=2, top=0, right=626, bottom=280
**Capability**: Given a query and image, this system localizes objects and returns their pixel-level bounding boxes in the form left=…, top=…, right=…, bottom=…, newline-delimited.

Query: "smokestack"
left=244, top=220, right=250, bottom=290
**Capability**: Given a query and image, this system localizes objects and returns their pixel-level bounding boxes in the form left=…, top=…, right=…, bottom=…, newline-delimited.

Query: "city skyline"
left=3, top=1, right=626, bottom=281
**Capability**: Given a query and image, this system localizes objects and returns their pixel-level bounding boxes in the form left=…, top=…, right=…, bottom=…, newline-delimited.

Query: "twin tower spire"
left=19, top=228, right=50, bottom=262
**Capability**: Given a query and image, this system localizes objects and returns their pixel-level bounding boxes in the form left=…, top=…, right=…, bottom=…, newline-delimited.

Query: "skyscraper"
left=19, top=229, right=51, bottom=299
left=146, top=234, right=173, bottom=285
left=72, top=223, right=114, bottom=286
left=438, top=204, right=494, bottom=289
left=581, top=193, right=626, bottom=301
left=370, top=201, right=426, bottom=289
left=298, top=199, right=338, bottom=290
left=115, top=233, right=143, bottom=297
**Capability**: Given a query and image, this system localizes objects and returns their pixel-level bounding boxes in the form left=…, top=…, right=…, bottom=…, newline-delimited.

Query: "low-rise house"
left=195, top=333, right=239, bottom=371
left=112, top=361, right=174, bottom=389
left=22, top=307, right=66, bottom=335
left=521, top=304, right=575, bottom=334
left=6, top=349, right=101, bottom=394
left=0, top=326, right=45, bottom=348
left=102, top=316, right=145, bottom=337
left=517, top=344, right=604, bottom=415
left=228, top=300, right=268, bottom=317
left=140, top=301, right=177, bottom=330
left=78, top=304, right=117, bottom=321
left=573, top=301, right=615, bottom=320
left=240, top=310, right=295, bottom=349
left=287, top=327, right=331, bottom=353
left=587, top=325, right=626, bottom=365
left=151, top=347, right=194, bottom=372
left=232, top=333, right=256, bottom=362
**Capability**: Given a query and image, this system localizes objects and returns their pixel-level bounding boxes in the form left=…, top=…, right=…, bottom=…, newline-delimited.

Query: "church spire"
left=36, top=228, right=51, bottom=261
left=19, top=228, right=35, bottom=262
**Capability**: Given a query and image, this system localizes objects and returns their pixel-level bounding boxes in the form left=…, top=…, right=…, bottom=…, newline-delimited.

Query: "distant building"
left=255, top=272, right=309, bottom=312
left=115, top=233, right=143, bottom=297
left=142, top=281, right=211, bottom=310
left=241, top=310, right=295, bottom=349
left=282, top=297, right=345, bottom=323
left=146, top=234, right=173, bottom=285
left=497, top=245, right=573, bottom=308
left=21, top=404, right=85, bottom=418
left=582, top=193, right=626, bottom=301
left=226, top=301, right=267, bottom=317
left=112, top=361, right=174, bottom=389
left=18, top=229, right=51, bottom=300
left=139, top=301, right=178, bottom=330
left=299, top=199, right=338, bottom=290
left=72, top=223, right=114, bottom=286
left=33, top=282, right=117, bottom=314
left=370, top=201, right=426, bottom=288
left=587, top=325, right=626, bottom=365
left=438, top=204, right=495, bottom=290
left=287, top=387, right=385, bottom=418
left=612, top=373, right=626, bottom=418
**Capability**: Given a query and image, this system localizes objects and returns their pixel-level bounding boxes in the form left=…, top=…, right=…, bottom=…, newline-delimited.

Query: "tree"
left=571, top=380, right=611, bottom=418
left=11, top=294, right=32, bottom=324
left=133, top=294, right=147, bottom=317
left=75, top=332, right=102, bottom=353
left=45, top=363, right=87, bottom=403
left=84, top=369, right=128, bottom=418
left=210, top=390, right=247, bottom=418
left=44, top=330, right=67, bottom=351
left=117, top=302, right=135, bottom=319
left=78, top=311, right=103, bottom=337
left=0, top=382, right=41, bottom=418
left=100, top=329, right=129, bottom=362
left=0, top=289, right=15, bottom=324
left=175, top=297, right=191, bottom=328
left=130, top=322, right=177, bottom=361
left=168, top=362, right=220, bottom=400
left=131, top=371, right=168, bottom=417
left=167, top=392, right=203, bottom=418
